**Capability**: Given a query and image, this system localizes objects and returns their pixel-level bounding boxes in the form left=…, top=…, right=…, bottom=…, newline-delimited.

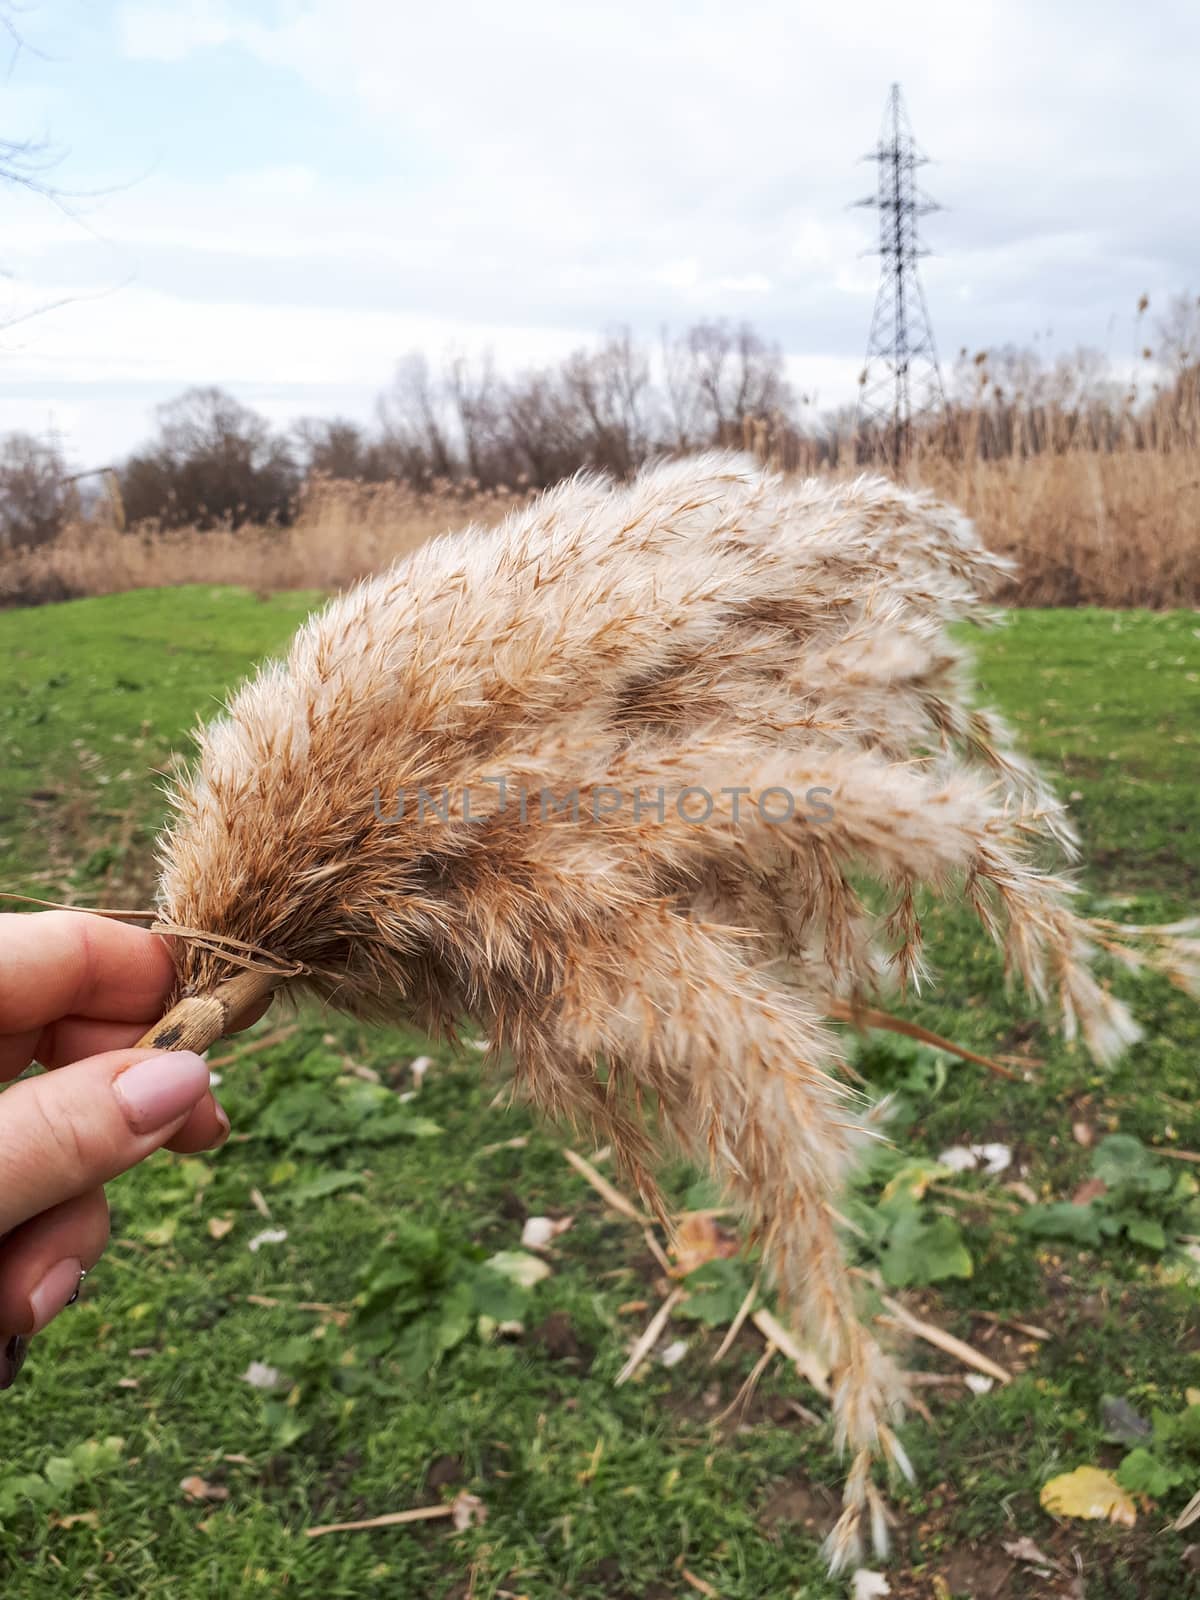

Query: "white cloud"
left=117, top=1, right=256, bottom=62
left=4, top=0, right=1194, bottom=461
left=3, top=281, right=586, bottom=388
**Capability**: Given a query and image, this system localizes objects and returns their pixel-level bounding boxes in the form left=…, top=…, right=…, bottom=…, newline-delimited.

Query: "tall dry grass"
left=914, top=446, right=1200, bottom=609
left=0, top=477, right=519, bottom=608
left=3, top=444, right=1198, bottom=610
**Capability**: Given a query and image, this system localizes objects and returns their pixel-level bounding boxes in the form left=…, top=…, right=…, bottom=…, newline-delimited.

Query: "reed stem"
left=135, top=967, right=282, bottom=1054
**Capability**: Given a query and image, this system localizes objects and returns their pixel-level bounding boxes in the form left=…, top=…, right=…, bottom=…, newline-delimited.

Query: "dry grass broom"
left=135, top=452, right=1197, bottom=1572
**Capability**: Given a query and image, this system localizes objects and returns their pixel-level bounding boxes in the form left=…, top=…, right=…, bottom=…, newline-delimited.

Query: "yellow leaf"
left=51, top=1510, right=99, bottom=1530
left=1040, top=1466, right=1136, bottom=1526
left=207, top=1216, right=235, bottom=1240
left=1186, top=1387, right=1200, bottom=1408
left=671, top=1213, right=740, bottom=1276
left=180, top=1475, right=230, bottom=1503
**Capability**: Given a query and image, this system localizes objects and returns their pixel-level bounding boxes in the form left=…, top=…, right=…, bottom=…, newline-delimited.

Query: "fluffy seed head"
left=151, top=451, right=1179, bottom=1570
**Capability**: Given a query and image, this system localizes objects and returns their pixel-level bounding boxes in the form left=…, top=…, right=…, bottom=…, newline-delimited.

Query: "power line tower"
left=854, top=83, right=946, bottom=462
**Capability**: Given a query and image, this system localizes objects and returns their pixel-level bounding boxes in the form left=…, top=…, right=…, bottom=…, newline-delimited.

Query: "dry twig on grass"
left=614, top=1287, right=686, bottom=1386
left=306, top=1504, right=454, bottom=1538
left=878, top=1296, right=1012, bottom=1385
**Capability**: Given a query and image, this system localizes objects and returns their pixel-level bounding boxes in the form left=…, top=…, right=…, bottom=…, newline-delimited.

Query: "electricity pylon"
left=854, top=83, right=946, bottom=461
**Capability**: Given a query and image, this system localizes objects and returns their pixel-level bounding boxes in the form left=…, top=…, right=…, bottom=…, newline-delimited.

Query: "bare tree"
left=497, top=367, right=587, bottom=487
left=293, top=417, right=376, bottom=480
left=1156, top=293, right=1200, bottom=377
left=660, top=321, right=792, bottom=449
left=561, top=329, right=656, bottom=478
left=444, top=351, right=504, bottom=483
left=0, top=430, right=78, bottom=547
left=378, top=354, right=456, bottom=480
left=661, top=324, right=705, bottom=451
left=121, top=387, right=298, bottom=528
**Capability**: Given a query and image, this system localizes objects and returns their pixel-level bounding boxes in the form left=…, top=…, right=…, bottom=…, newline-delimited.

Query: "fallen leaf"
left=681, top=1571, right=719, bottom=1599
left=207, top=1216, right=235, bottom=1241
left=672, top=1212, right=741, bottom=1276
left=1100, top=1394, right=1151, bottom=1444
left=409, top=1054, right=433, bottom=1089
left=938, top=1145, right=979, bottom=1174
left=240, top=1361, right=282, bottom=1390
left=450, top=1490, right=487, bottom=1531
left=484, top=1250, right=552, bottom=1289
left=852, top=1571, right=891, bottom=1599
left=976, top=1142, right=1013, bottom=1175
left=1040, top=1465, right=1136, bottom=1525
left=1002, top=1534, right=1062, bottom=1572
left=520, top=1215, right=574, bottom=1252
left=50, top=1510, right=100, bottom=1530
left=247, top=1228, right=288, bottom=1253
left=1072, top=1121, right=1095, bottom=1148
left=964, top=1374, right=994, bottom=1395
left=659, top=1339, right=689, bottom=1368
left=180, top=1475, right=230, bottom=1503
left=937, top=1143, right=1012, bottom=1177
left=1072, top=1177, right=1108, bottom=1206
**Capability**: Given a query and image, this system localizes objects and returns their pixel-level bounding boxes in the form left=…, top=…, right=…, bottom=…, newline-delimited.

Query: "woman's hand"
left=0, top=911, right=248, bottom=1389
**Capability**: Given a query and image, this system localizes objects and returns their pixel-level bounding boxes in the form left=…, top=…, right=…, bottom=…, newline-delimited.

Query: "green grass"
left=0, top=592, right=1198, bottom=1599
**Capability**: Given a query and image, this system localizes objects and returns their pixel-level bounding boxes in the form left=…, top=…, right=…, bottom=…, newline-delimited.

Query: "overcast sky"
left=2, top=0, right=1197, bottom=466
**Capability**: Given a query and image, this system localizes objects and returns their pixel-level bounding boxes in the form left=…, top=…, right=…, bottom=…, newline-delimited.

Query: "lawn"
left=0, top=591, right=1197, bottom=1599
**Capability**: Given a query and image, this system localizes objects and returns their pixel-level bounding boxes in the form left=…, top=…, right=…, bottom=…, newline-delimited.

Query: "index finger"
left=0, top=912, right=176, bottom=1034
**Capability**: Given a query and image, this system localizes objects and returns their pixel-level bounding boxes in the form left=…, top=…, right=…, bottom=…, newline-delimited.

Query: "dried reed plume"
left=141, top=453, right=1193, bottom=1572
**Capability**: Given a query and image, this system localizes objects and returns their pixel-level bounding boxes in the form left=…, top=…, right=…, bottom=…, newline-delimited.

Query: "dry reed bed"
left=3, top=448, right=1198, bottom=609
left=919, top=447, right=1200, bottom=610
left=0, top=480, right=517, bottom=607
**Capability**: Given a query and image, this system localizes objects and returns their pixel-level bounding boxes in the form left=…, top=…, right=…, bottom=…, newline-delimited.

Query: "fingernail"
left=213, top=1100, right=231, bottom=1146
left=113, top=1052, right=210, bottom=1133
left=0, top=1334, right=28, bottom=1391
left=29, top=1259, right=84, bottom=1335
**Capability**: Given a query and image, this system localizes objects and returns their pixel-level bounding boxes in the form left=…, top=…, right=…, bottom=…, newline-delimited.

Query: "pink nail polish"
left=29, top=1258, right=84, bottom=1335
left=113, top=1052, right=210, bottom=1132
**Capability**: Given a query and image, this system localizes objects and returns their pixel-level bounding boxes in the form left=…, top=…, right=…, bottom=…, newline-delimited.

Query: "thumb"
left=0, top=1050, right=211, bottom=1235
